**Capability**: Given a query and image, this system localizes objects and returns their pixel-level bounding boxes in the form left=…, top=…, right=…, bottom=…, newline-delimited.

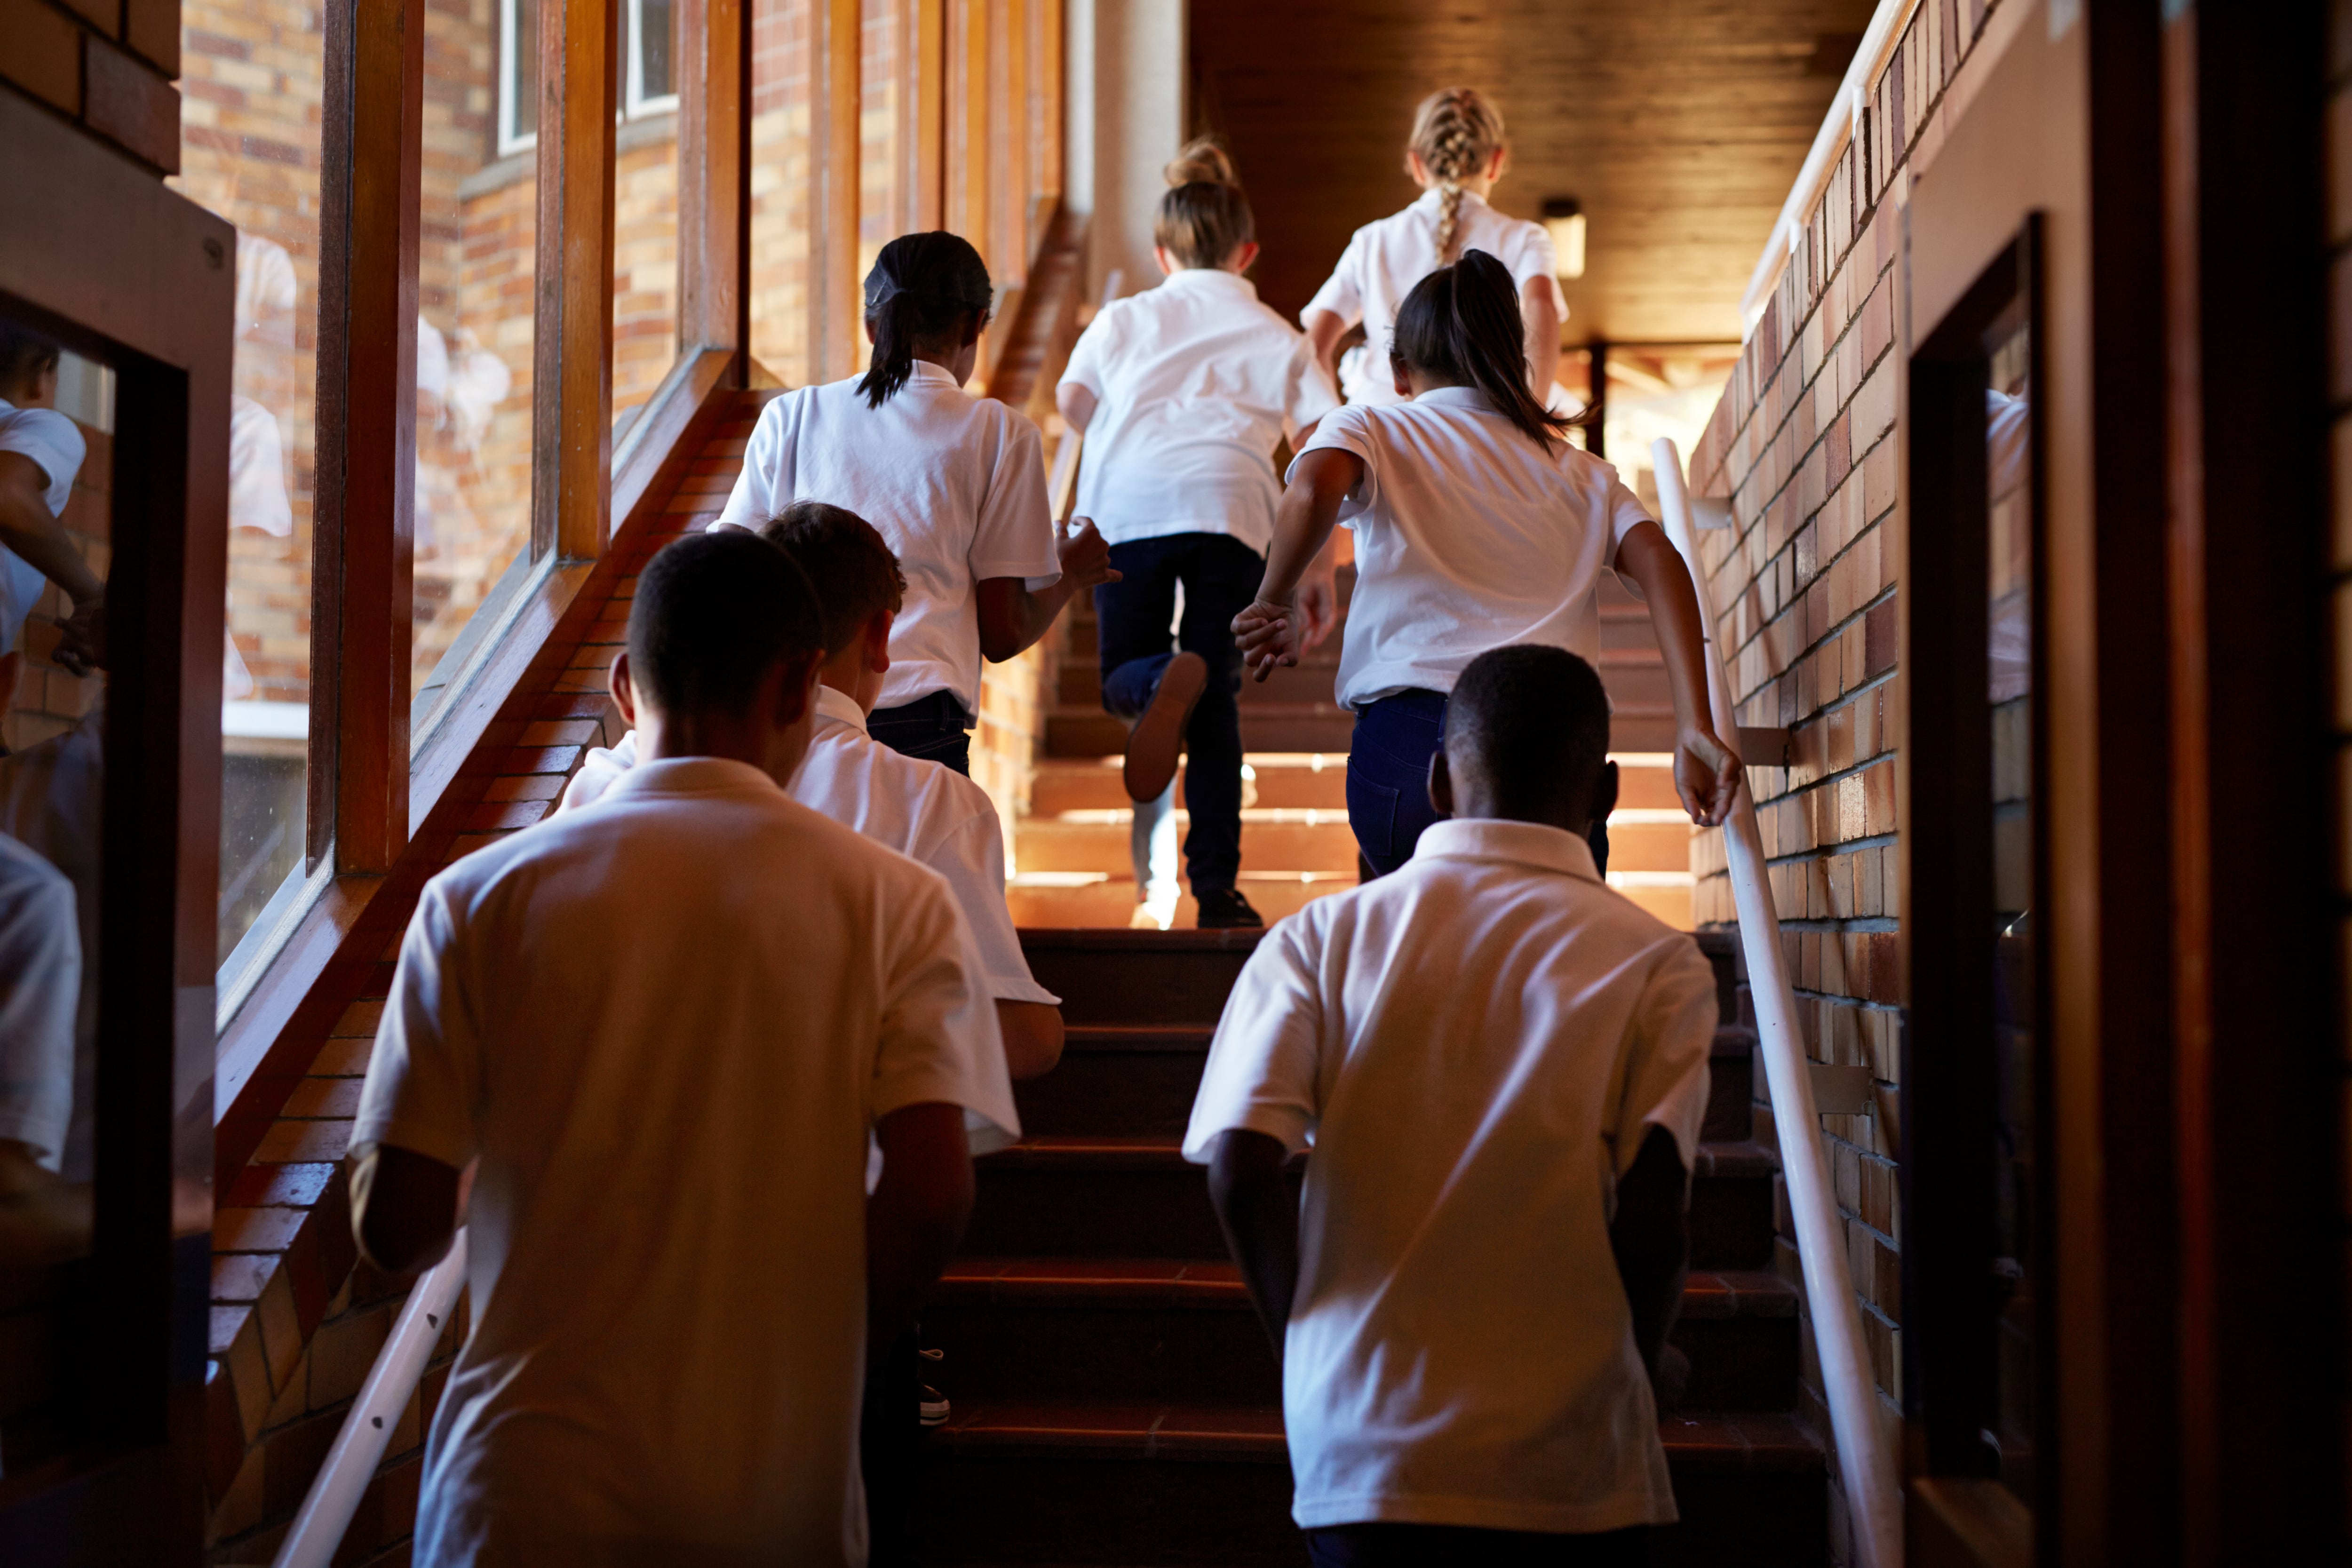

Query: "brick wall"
left=1680, top=0, right=2007, bottom=1552
left=750, top=0, right=816, bottom=388
left=1, top=0, right=183, bottom=175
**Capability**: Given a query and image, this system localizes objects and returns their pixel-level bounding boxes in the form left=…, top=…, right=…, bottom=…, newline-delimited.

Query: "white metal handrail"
left=1653, top=438, right=1902, bottom=1568
left=272, top=1228, right=469, bottom=1568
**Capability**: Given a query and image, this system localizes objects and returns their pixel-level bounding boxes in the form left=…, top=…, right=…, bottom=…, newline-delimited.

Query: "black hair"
left=628, top=530, right=825, bottom=716
left=1445, top=644, right=1611, bottom=818
left=857, top=232, right=994, bottom=409
left=1390, top=248, right=1567, bottom=451
left=0, top=322, right=63, bottom=392
left=754, top=501, right=906, bottom=656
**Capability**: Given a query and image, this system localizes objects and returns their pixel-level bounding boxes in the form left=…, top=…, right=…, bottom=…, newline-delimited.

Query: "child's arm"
left=1612, top=521, right=1742, bottom=826
left=1207, top=1128, right=1300, bottom=1361
left=1232, top=448, right=1362, bottom=681
left=1609, top=1125, right=1690, bottom=1391
left=1056, top=382, right=1096, bottom=435
left=1303, top=310, right=1350, bottom=385
left=866, top=1101, right=975, bottom=1344
left=0, top=453, right=104, bottom=674
left=1522, top=277, right=1563, bottom=401
left=994, top=1000, right=1065, bottom=1080
left=350, top=1142, right=463, bottom=1276
left=976, top=516, right=1120, bottom=661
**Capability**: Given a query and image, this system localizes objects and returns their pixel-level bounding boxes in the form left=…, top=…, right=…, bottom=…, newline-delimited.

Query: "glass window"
left=501, top=0, right=676, bottom=157
left=503, top=0, right=540, bottom=154
left=169, top=0, right=328, bottom=965
left=632, top=0, right=678, bottom=113
left=749, top=0, right=816, bottom=387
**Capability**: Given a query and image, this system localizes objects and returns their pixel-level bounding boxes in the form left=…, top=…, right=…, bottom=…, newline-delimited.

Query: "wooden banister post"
left=532, top=0, right=620, bottom=563
left=311, top=0, right=424, bottom=874
left=810, top=0, right=863, bottom=383
left=678, top=0, right=750, bottom=367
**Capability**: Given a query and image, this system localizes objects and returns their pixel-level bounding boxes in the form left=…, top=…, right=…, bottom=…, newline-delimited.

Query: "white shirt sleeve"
left=1057, top=307, right=1118, bottom=402
left=353, top=881, right=486, bottom=1172
left=1283, top=336, right=1343, bottom=438
left=968, top=414, right=1061, bottom=584
left=0, top=839, right=79, bottom=1170
left=0, top=407, right=87, bottom=516
left=1182, top=920, right=1327, bottom=1162
left=872, top=870, right=1021, bottom=1142
left=1498, top=219, right=1559, bottom=294
left=556, top=731, right=638, bottom=814
left=1606, top=938, right=1719, bottom=1178
left=1290, top=404, right=1381, bottom=522
left=926, top=805, right=1059, bottom=1006
left=1603, top=472, right=1654, bottom=547
left=715, top=398, right=791, bottom=528
left=1301, top=229, right=1370, bottom=329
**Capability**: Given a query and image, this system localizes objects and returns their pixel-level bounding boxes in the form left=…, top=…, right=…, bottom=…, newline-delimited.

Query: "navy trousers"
left=868, top=690, right=971, bottom=777
left=1095, top=532, right=1262, bottom=893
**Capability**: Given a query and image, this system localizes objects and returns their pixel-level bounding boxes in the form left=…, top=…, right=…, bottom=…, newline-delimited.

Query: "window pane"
left=0, top=319, right=106, bottom=1466
left=639, top=0, right=676, bottom=103
left=170, top=0, right=327, bottom=963
left=510, top=0, right=540, bottom=146
left=613, top=32, right=680, bottom=435
left=859, top=0, right=900, bottom=279
left=414, top=0, right=543, bottom=718
left=750, top=0, right=815, bottom=387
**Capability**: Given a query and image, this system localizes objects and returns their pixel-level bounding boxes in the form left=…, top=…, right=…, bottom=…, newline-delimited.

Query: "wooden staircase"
left=1012, top=560, right=1699, bottom=929
left=917, top=929, right=1829, bottom=1565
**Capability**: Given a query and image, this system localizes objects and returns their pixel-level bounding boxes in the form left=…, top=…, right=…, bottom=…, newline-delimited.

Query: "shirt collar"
left=1412, top=818, right=1602, bottom=882
left=813, top=683, right=869, bottom=733
left=600, top=755, right=782, bottom=801
left=1412, top=385, right=1499, bottom=413
left=1157, top=268, right=1258, bottom=301
left=904, top=359, right=965, bottom=390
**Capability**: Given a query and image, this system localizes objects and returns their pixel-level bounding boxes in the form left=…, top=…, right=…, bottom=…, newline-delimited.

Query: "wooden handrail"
left=1652, top=437, right=1902, bottom=1568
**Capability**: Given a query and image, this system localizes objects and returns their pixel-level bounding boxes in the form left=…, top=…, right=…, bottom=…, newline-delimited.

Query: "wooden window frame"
left=0, top=90, right=236, bottom=1546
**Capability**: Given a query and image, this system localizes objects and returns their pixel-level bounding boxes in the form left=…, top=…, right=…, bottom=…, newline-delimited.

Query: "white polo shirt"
left=1184, top=818, right=1717, bottom=1535
left=0, top=397, right=87, bottom=651
left=1302, top=194, right=1557, bottom=407
left=560, top=686, right=1056, bottom=1008
left=715, top=366, right=1062, bottom=718
left=1058, top=269, right=1339, bottom=553
left=1295, top=387, right=1652, bottom=709
left=357, top=757, right=1017, bottom=1568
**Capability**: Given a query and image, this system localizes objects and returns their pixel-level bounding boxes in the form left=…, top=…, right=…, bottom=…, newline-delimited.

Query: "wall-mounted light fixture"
left=1542, top=197, right=1586, bottom=280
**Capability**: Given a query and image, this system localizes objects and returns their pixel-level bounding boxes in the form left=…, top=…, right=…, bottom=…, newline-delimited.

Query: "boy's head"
left=754, top=502, right=905, bottom=712
left=0, top=324, right=63, bottom=407
left=1431, top=645, right=1616, bottom=833
left=617, top=531, right=826, bottom=777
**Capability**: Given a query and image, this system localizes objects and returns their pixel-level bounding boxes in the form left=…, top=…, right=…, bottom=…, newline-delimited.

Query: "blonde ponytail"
left=1407, top=88, right=1508, bottom=263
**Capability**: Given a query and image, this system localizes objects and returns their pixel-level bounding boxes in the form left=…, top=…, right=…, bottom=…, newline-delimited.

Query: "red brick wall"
left=1680, top=0, right=2006, bottom=1551
left=1, top=0, right=183, bottom=175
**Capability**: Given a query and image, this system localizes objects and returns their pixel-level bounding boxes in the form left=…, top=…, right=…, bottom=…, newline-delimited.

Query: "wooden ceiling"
left=1189, top=0, right=1876, bottom=346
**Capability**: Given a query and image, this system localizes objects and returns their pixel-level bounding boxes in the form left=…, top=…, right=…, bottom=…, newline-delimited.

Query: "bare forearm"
left=0, top=493, right=101, bottom=604
left=1616, top=523, right=1713, bottom=732
left=978, top=579, right=1073, bottom=661
left=1522, top=282, right=1562, bottom=399
left=1256, top=454, right=1354, bottom=607
left=1208, top=1130, right=1299, bottom=1360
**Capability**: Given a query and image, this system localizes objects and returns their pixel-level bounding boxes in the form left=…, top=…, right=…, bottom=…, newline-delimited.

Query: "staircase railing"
left=270, top=1228, right=470, bottom=1568
left=1653, top=438, right=1902, bottom=1568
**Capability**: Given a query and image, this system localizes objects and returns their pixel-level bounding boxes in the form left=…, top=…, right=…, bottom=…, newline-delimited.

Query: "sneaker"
left=1194, top=887, right=1263, bottom=930
left=917, top=1346, right=949, bottom=1427
left=1123, top=651, right=1208, bottom=802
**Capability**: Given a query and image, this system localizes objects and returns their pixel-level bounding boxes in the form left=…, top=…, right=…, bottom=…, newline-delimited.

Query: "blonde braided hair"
left=1407, top=88, right=1508, bottom=263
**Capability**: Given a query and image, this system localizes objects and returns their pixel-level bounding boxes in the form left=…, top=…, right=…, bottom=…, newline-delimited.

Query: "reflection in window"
left=0, top=318, right=105, bottom=1468
left=1986, top=328, right=2035, bottom=1500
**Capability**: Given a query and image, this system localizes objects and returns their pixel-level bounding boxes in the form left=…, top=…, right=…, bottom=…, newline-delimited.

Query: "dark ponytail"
left=1389, top=248, right=1567, bottom=450
left=857, top=231, right=995, bottom=409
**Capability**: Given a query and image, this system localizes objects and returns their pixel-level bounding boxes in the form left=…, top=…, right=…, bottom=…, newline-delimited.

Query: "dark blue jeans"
left=1346, top=689, right=1449, bottom=877
left=868, top=690, right=971, bottom=776
left=1096, top=532, right=1262, bottom=893
left=1306, top=1523, right=1650, bottom=1566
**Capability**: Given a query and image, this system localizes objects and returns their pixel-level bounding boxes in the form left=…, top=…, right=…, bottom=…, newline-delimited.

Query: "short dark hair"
left=0, top=323, right=63, bottom=391
left=754, top=501, right=906, bottom=655
left=627, top=531, right=824, bottom=716
left=1445, top=645, right=1611, bottom=817
left=1391, top=249, right=1568, bottom=451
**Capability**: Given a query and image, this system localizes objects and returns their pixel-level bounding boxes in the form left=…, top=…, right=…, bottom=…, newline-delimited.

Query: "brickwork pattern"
left=1, top=0, right=183, bottom=174
left=1680, top=0, right=2007, bottom=1553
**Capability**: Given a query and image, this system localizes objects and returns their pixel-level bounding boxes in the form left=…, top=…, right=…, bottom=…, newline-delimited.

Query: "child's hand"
left=1231, top=597, right=1302, bottom=681
left=1295, top=562, right=1340, bottom=651
left=1674, top=723, right=1743, bottom=827
left=1056, top=517, right=1121, bottom=592
left=52, top=597, right=105, bottom=678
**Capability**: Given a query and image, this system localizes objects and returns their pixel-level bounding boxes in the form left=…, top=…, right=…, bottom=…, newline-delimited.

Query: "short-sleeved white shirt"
left=1295, top=387, right=1652, bottom=709
left=1184, top=818, right=1717, bottom=1535
left=0, top=398, right=87, bottom=651
left=715, top=366, right=1062, bottom=717
left=356, top=757, right=1018, bottom=1567
left=1302, top=193, right=1557, bottom=407
left=1058, top=269, right=1339, bottom=552
left=560, top=686, right=1057, bottom=1007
